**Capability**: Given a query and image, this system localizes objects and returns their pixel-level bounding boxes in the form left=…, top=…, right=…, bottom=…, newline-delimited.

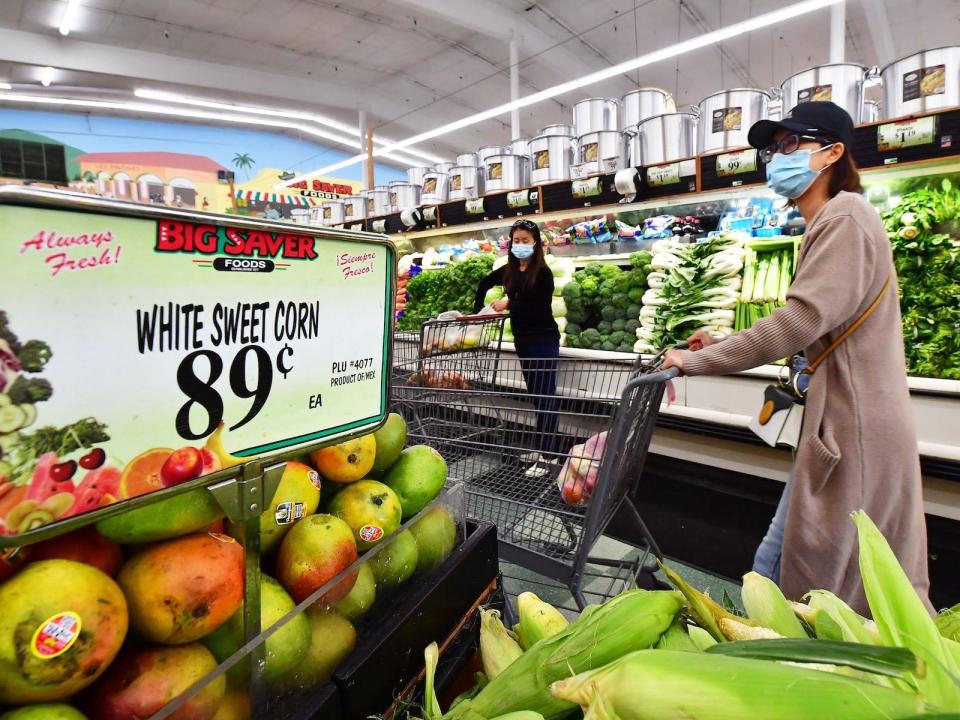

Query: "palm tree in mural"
left=232, top=153, right=256, bottom=182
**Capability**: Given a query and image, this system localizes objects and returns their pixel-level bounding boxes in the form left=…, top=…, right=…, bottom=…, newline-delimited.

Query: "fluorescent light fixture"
left=59, top=0, right=83, bottom=36
left=280, top=0, right=840, bottom=187
left=39, top=67, right=56, bottom=87
left=0, top=83, right=11, bottom=91
left=133, top=88, right=443, bottom=164
left=0, top=91, right=427, bottom=168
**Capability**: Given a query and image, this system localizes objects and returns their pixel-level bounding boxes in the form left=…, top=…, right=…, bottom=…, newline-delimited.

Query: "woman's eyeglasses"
left=759, top=134, right=831, bottom=163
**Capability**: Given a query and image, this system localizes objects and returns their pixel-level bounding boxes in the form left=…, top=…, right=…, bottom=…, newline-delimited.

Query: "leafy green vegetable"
left=8, top=376, right=52, bottom=403
left=9, top=418, right=110, bottom=485
left=601, top=305, right=619, bottom=322
left=18, top=340, right=52, bottom=372
left=397, top=255, right=495, bottom=332
left=597, top=321, right=613, bottom=335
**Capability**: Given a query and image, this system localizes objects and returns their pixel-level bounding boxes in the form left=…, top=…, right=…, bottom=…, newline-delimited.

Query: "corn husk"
left=741, top=571, right=808, bottom=638
left=550, top=649, right=928, bottom=720
left=480, top=608, right=523, bottom=680
left=516, top=592, right=569, bottom=650
left=854, top=510, right=960, bottom=710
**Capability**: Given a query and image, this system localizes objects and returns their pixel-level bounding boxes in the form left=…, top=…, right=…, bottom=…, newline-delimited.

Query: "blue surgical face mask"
left=766, top=144, right=835, bottom=199
left=511, top=244, right=534, bottom=260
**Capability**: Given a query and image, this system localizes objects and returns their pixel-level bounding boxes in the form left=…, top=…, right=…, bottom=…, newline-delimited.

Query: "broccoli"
left=630, top=250, right=653, bottom=268
left=597, top=320, right=613, bottom=335
left=561, top=282, right=582, bottom=303
left=627, top=287, right=645, bottom=304
left=612, top=274, right=631, bottom=294
left=598, top=282, right=615, bottom=300
left=573, top=269, right=588, bottom=284
left=580, top=277, right=599, bottom=298
left=566, top=309, right=588, bottom=325
left=611, top=292, right=630, bottom=310
left=617, top=343, right=634, bottom=353
left=601, top=341, right=616, bottom=352
left=580, top=328, right=601, bottom=347
left=600, top=305, right=619, bottom=322
left=565, top=323, right=582, bottom=336
left=18, top=340, right=52, bottom=372
left=625, top=319, right=640, bottom=336
left=611, top=319, right=626, bottom=332
left=599, top=264, right=621, bottom=281
left=627, top=303, right=643, bottom=319
left=585, top=262, right=605, bottom=277
left=8, top=376, right=53, bottom=404
left=0, top=311, right=22, bottom=355
left=609, top=331, right=627, bottom=346
left=615, top=307, right=631, bottom=321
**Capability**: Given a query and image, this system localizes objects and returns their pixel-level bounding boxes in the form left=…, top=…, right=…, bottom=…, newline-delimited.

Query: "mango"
left=410, top=506, right=458, bottom=572
left=369, top=413, right=408, bottom=476
left=258, top=461, right=321, bottom=553
left=335, top=562, right=376, bottom=620
left=309, top=435, right=375, bottom=484
left=203, top=575, right=310, bottom=686
left=84, top=643, right=224, bottom=720
left=280, top=610, right=355, bottom=692
left=277, top=514, right=358, bottom=605
left=383, top=445, right=448, bottom=519
left=96, top=487, right=224, bottom=543
left=370, top=530, right=418, bottom=587
left=0, top=560, right=128, bottom=704
left=118, top=532, right=244, bottom=644
left=0, top=704, right=87, bottom=720
left=328, top=480, right=402, bottom=551
left=212, top=689, right=250, bottom=720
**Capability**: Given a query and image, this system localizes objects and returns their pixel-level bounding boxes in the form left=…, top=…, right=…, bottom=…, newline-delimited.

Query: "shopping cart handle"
left=454, top=312, right=507, bottom=321
left=662, top=366, right=681, bottom=380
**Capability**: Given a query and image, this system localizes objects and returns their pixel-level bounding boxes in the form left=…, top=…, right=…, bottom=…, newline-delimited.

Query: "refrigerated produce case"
left=389, top=109, right=960, bottom=606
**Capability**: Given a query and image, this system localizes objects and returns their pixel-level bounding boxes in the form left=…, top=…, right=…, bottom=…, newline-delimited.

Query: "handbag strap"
left=802, top=276, right=892, bottom=376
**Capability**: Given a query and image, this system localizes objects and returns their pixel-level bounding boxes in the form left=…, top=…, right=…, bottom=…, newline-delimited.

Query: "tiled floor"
left=500, top=533, right=742, bottom=619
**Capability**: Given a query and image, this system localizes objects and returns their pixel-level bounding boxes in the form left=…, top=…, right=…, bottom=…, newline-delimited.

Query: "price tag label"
left=371, top=219, right=387, bottom=233
left=646, top=162, right=681, bottom=187
left=571, top=177, right=602, bottom=198
left=569, top=164, right=588, bottom=180
left=506, top=190, right=531, bottom=209
left=877, top=116, right=937, bottom=152
left=465, top=198, right=485, bottom=215
left=715, top=148, right=758, bottom=177
left=421, top=206, right=437, bottom=223
left=0, top=190, right=393, bottom=531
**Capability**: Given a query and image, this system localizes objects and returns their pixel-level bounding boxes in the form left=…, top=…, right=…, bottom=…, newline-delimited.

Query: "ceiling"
left=0, top=0, right=957, bottom=169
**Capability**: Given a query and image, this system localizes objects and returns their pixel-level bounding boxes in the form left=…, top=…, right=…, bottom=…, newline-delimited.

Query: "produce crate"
left=336, top=519, right=499, bottom=720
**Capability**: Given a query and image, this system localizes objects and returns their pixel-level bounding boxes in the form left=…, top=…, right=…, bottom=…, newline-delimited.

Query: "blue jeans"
left=514, top=336, right=560, bottom=455
left=753, top=474, right=792, bottom=583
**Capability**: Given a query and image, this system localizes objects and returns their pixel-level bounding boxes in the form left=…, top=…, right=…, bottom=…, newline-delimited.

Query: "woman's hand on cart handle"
left=662, top=345, right=687, bottom=375
left=686, top=330, right=714, bottom=352
left=491, top=298, right=509, bottom=312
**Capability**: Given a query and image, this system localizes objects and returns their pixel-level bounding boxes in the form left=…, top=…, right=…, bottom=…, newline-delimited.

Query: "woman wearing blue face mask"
left=475, top=219, right=560, bottom=472
left=662, top=102, right=931, bottom=614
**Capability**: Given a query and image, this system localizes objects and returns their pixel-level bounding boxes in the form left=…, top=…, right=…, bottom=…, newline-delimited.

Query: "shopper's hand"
left=491, top=298, right=509, bottom=312
left=686, top=330, right=714, bottom=352
left=662, top=350, right=685, bottom=375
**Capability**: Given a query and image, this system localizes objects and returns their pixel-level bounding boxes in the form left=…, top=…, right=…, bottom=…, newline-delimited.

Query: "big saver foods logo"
left=156, top=219, right=318, bottom=273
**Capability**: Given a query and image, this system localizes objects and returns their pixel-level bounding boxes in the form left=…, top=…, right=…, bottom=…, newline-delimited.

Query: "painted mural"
left=0, top=108, right=404, bottom=219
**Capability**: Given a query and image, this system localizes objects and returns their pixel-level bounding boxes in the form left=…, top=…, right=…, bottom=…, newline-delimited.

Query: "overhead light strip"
left=278, top=0, right=840, bottom=187
left=59, top=0, right=83, bottom=36
left=0, top=92, right=426, bottom=168
left=133, top=88, right=443, bottom=164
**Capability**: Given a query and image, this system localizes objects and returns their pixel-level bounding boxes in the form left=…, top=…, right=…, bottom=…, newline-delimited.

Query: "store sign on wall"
left=290, top=179, right=355, bottom=200
left=715, top=149, right=758, bottom=177
left=0, top=191, right=393, bottom=536
left=646, top=162, right=682, bottom=187
left=877, top=116, right=937, bottom=153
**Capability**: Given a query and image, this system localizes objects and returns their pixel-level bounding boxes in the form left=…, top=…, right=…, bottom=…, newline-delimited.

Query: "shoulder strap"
left=803, top=276, right=892, bottom=376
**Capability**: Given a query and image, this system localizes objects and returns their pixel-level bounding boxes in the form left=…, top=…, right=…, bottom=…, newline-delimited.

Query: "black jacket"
left=474, top=264, right=559, bottom=343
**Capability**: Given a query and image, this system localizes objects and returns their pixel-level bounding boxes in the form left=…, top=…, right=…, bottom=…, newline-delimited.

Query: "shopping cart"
left=393, top=333, right=681, bottom=609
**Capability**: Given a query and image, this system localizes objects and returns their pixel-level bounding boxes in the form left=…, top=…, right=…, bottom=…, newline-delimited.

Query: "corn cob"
left=854, top=510, right=960, bottom=710
left=741, top=571, right=807, bottom=638
left=718, top=617, right=782, bottom=641
left=806, top=589, right=881, bottom=645
left=480, top=608, right=523, bottom=680
left=516, top=592, right=569, bottom=650
left=443, top=590, right=682, bottom=720
left=936, top=603, right=960, bottom=643
left=659, top=561, right=757, bottom=642
left=549, top=649, right=928, bottom=720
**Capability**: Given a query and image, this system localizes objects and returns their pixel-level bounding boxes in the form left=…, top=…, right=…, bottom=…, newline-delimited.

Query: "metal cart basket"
left=393, top=314, right=678, bottom=608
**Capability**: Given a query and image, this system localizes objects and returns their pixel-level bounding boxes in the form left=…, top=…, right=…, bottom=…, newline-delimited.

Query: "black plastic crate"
left=333, top=520, right=499, bottom=719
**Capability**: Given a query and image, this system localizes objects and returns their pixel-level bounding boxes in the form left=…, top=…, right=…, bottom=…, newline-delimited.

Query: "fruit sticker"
left=275, top=501, right=305, bottom=526
left=31, top=611, right=82, bottom=659
left=359, top=524, right=384, bottom=543
left=308, top=470, right=321, bottom=490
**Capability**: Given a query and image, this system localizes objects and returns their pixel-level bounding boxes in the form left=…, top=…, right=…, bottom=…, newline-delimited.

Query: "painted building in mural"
left=74, top=151, right=228, bottom=209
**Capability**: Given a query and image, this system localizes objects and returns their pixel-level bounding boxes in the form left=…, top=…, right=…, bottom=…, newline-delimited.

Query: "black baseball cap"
left=748, top=101, right=855, bottom=151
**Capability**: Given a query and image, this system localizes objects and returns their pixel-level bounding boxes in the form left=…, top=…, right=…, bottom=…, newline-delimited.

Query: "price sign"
left=421, top=206, right=437, bottom=223
left=371, top=219, right=387, bottom=233
left=571, top=177, right=602, bottom=199
left=506, top=190, right=531, bottom=209
left=0, top=189, right=393, bottom=530
left=877, top=116, right=937, bottom=152
left=465, top=198, right=485, bottom=215
left=646, top=162, right=681, bottom=187
left=715, top=148, right=758, bottom=177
